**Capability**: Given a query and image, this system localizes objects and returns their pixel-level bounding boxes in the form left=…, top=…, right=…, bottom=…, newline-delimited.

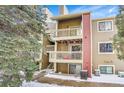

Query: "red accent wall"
left=82, top=13, right=91, bottom=77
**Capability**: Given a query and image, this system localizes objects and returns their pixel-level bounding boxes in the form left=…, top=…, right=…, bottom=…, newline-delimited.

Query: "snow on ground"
left=21, top=80, right=67, bottom=87
left=45, top=73, right=124, bottom=85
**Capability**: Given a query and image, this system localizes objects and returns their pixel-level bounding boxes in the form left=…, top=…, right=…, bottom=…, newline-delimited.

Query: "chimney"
left=59, top=5, right=68, bottom=15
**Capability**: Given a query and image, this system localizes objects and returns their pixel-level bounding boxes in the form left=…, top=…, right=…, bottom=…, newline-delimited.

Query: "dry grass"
left=37, top=76, right=124, bottom=87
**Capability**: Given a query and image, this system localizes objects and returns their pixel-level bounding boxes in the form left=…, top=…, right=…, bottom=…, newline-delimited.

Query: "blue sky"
left=47, top=5, right=119, bottom=19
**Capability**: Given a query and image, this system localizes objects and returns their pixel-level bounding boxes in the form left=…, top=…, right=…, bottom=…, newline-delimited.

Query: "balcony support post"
left=54, top=41, right=57, bottom=72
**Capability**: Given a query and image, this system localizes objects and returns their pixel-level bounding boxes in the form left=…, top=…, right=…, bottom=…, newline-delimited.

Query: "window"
left=69, top=44, right=82, bottom=60
left=71, top=45, right=82, bottom=51
left=98, top=21, right=113, bottom=32
left=99, top=66, right=114, bottom=74
left=99, top=42, right=113, bottom=53
left=69, top=64, right=82, bottom=74
left=69, top=44, right=82, bottom=51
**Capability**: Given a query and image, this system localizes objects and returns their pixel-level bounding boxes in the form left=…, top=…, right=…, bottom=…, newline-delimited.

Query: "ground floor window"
left=99, top=65, right=114, bottom=74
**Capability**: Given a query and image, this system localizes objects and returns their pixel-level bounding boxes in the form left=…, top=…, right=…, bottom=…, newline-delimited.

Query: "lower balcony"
left=49, top=51, right=82, bottom=63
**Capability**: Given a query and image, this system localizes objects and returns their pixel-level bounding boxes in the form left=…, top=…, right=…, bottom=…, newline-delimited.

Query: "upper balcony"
left=47, top=27, right=82, bottom=41
left=56, top=27, right=82, bottom=40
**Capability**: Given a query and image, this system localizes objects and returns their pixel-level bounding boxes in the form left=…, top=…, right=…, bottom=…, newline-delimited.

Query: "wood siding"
left=57, top=43, right=68, bottom=51
left=41, top=36, right=52, bottom=69
left=58, top=17, right=81, bottom=29
left=57, top=63, right=68, bottom=73
left=55, top=17, right=82, bottom=74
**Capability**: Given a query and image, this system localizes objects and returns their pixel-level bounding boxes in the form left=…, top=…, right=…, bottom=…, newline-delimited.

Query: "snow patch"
left=21, top=80, right=67, bottom=87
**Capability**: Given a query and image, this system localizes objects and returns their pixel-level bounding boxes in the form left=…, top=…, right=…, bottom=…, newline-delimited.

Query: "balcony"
left=47, top=27, right=82, bottom=41
left=56, top=27, right=82, bottom=40
left=49, top=51, right=82, bottom=63
left=46, top=45, right=55, bottom=52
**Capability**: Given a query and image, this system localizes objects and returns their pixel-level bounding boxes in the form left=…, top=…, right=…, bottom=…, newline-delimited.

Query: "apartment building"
left=45, top=6, right=124, bottom=77
left=45, top=6, right=92, bottom=77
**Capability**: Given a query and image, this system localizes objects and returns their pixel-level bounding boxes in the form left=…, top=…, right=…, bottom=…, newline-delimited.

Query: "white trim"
left=97, top=20, right=114, bottom=32
left=98, top=41, right=114, bottom=54
left=98, top=65, right=115, bottom=74
left=55, top=36, right=82, bottom=41
left=69, top=25, right=81, bottom=28
left=49, top=51, right=82, bottom=53
left=81, top=14, right=83, bottom=71
left=90, top=14, right=93, bottom=77
left=49, top=60, right=82, bottom=64
left=54, top=42, right=57, bottom=72
left=68, top=64, right=69, bottom=74
left=53, top=20, right=58, bottom=72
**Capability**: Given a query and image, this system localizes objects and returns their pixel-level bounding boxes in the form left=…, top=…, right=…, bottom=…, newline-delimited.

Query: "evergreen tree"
left=113, top=6, right=124, bottom=60
left=0, top=5, right=47, bottom=87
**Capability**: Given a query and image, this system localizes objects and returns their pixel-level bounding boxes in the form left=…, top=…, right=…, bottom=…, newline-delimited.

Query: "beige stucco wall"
left=92, top=17, right=124, bottom=74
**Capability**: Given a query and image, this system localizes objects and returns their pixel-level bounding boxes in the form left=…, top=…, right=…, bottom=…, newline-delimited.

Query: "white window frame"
left=97, top=20, right=113, bottom=32
left=98, top=65, right=115, bottom=74
left=98, top=41, right=114, bottom=54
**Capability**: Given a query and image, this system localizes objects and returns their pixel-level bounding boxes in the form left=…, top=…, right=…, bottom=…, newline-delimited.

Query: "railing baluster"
left=55, top=27, right=82, bottom=38
left=49, top=51, right=82, bottom=61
